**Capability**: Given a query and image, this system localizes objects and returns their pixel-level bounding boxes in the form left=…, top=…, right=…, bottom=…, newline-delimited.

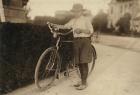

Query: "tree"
left=116, top=13, right=131, bottom=34
left=33, top=16, right=55, bottom=25
left=92, top=10, right=108, bottom=32
left=33, top=15, right=72, bottom=25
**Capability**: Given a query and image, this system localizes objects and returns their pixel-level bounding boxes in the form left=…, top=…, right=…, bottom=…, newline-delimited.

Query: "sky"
left=28, top=0, right=111, bottom=19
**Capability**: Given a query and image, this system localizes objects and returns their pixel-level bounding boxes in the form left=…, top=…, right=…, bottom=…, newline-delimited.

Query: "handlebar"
left=47, top=22, right=73, bottom=36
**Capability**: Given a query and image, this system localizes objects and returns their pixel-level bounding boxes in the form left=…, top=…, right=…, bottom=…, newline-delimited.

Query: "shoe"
left=73, top=81, right=81, bottom=87
left=73, top=83, right=81, bottom=87
left=76, top=84, right=87, bottom=90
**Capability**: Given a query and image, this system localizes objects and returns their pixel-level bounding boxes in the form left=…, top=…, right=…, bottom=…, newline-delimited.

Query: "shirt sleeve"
left=64, top=19, right=74, bottom=28
left=56, top=19, right=74, bottom=29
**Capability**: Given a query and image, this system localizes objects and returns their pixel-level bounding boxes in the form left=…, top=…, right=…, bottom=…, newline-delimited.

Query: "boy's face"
left=73, top=11, right=82, bottom=18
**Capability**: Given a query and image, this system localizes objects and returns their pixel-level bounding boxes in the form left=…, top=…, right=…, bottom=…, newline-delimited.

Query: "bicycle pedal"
left=56, top=74, right=60, bottom=79
left=64, top=71, right=69, bottom=77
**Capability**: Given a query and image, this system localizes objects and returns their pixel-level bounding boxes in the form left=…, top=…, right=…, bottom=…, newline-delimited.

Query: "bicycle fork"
left=56, top=37, right=60, bottom=50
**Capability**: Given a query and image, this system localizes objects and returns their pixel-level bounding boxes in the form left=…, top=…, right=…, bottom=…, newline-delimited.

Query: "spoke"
left=35, top=48, right=59, bottom=89
left=41, top=71, right=48, bottom=79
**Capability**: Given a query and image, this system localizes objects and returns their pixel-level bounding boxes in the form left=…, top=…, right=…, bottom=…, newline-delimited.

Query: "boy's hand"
left=74, top=28, right=82, bottom=34
left=75, top=28, right=91, bottom=34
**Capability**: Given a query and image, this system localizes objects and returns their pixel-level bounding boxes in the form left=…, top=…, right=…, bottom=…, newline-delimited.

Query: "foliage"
left=2, top=0, right=11, bottom=6
left=0, top=22, right=73, bottom=94
left=92, top=10, right=108, bottom=32
left=116, top=13, right=131, bottom=34
left=33, top=15, right=72, bottom=25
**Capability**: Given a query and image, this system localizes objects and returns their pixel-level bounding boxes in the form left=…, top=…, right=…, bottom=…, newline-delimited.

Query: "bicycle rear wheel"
left=66, top=45, right=97, bottom=78
left=35, top=47, right=60, bottom=89
left=88, top=45, right=97, bottom=76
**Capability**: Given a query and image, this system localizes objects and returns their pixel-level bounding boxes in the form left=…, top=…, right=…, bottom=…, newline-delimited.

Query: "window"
left=129, top=3, right=132, bottom=7
left=22, top=0, right=29, bottom=6
left=111, top=7, right=113, bottom=14
left=125, top=4, right=128, bottom=8
left=120, top=5, right=123, bottom=13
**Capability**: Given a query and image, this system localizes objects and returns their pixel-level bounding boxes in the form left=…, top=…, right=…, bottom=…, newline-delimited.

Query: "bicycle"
left=34, top=22, right=97, bottom=90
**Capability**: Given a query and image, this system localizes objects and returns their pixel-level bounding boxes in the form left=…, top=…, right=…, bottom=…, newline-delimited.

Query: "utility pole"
left=0, top=0, right=5, bottom=22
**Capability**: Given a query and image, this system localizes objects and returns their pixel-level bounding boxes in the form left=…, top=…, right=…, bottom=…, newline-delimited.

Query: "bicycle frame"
left=34, top=22, right=97, bottom=89
left=56, top=37, right=61, bottom=50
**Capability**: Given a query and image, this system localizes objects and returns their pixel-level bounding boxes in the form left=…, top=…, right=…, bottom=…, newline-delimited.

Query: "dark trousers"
left=73, top=37, right=92, bottom=85
left=78, top=63, right=88, bottom=85
left=74, top=37, right=92, bottom=64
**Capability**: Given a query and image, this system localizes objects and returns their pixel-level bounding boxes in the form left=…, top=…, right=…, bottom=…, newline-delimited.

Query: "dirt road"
left=6, top=44, right=140, bottom=95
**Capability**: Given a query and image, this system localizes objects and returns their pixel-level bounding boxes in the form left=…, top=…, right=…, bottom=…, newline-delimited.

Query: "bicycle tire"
left=35, top=47, right=60, bottom=89
left=88, top=45, right=97, bottom=76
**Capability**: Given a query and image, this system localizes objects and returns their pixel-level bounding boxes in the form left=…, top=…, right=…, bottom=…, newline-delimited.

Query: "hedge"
left=0, top=22, right=73, bottom=94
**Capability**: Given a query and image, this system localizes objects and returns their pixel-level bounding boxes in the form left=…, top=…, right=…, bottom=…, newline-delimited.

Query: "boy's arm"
left=54, top=20, right=73, bottom=29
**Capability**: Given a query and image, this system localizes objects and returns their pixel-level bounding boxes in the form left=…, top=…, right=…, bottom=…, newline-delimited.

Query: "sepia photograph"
left=0, top=0, right=140, bottom=95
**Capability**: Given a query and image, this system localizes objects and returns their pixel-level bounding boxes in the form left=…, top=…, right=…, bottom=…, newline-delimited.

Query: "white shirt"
left=65, top=15, right=94, bottom=38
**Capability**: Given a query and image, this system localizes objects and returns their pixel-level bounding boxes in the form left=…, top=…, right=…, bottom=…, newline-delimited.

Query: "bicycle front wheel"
left=35, top=47, right=60, bottom=89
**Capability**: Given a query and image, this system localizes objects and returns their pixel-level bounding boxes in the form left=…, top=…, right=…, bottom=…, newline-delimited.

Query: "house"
left=0, top=0, right=28, bottom=23
left=131, top=13, right=140, bottom=33
left=108, top=0, right=140, bottom=28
